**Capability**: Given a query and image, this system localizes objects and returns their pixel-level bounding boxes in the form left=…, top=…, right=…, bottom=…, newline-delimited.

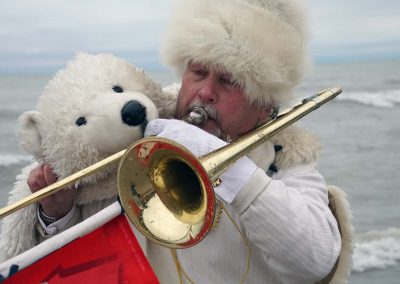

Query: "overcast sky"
left=0, top=0, right=399, bottom=74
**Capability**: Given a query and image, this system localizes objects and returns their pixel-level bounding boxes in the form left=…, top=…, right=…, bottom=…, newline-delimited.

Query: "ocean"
left=1, top=59, right=399, bottom=283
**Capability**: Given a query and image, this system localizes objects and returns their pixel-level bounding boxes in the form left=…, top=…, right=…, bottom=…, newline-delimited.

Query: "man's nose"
left=198, top=77, right=218, bottom=104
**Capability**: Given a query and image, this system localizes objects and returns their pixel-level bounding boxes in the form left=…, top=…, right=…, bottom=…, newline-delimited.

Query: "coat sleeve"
left=231, top=163, right=342, bottom=284
left=35, top=196, right=117, bottom=241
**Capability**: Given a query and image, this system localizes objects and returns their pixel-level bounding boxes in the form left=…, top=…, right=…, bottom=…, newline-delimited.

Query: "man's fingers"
left=144, top=119, right=169, bottom=137
left=27, top=164, right=47, bottom=192
left=28, top=164, right=57, bottom=193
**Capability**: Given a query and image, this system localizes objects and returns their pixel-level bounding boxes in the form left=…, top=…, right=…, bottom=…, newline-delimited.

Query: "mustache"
left=186, top=101, right=232, bottom=141
left=187, top=101, right=221, bottom=125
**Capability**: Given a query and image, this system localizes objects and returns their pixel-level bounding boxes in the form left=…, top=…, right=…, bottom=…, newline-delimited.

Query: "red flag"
left=4, top=215, right=158, bottom=284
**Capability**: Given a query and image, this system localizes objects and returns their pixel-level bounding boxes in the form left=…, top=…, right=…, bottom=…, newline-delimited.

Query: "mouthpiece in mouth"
left=183, top=106, right=208, bottom=126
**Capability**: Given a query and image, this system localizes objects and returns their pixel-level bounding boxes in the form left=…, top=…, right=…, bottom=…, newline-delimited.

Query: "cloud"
left=0, top=0, right=172, bottom=73
left=0, top=0, right=399, bottom=73
left=309, top=0, right=400, bottom=62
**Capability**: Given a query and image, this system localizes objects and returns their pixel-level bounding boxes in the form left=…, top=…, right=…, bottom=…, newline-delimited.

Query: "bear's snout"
left=121, top=100, right=147, bottom=126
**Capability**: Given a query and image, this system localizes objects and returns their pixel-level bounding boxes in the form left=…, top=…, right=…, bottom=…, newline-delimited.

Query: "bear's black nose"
left=121, top=100, right=147, bottom=126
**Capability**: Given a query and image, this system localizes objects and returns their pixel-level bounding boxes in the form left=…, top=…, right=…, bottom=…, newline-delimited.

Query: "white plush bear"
left=0, top=53, right=177, bottom=260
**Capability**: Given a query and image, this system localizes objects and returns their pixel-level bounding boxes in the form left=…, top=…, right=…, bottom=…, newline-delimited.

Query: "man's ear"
left=18, top=111, right=43, bottom=160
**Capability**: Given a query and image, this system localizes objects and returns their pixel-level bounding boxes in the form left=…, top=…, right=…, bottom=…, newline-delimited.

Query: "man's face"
left=176, top=62, right=268, bottom=141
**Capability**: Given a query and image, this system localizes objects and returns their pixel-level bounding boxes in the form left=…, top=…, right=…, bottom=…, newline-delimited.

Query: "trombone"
left=0, top=87, right=342, bottom=248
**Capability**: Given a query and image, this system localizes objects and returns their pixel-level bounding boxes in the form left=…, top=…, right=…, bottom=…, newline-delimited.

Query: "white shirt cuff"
left=214, top=156, right=258, bottom=204
left=38, top=205, right=77, bottom=236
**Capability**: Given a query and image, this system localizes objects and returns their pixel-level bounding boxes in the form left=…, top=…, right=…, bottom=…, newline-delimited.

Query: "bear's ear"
left=17, top=111, right=43, bottom=160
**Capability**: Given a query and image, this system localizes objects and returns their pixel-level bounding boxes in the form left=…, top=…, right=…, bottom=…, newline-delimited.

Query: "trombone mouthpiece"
left=183, top=106, right=208, bottom=126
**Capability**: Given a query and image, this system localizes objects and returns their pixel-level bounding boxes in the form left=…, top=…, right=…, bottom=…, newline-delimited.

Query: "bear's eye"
left=75, top=116, right=87, bottom=127
left=112, top=85, right=124, bottom=93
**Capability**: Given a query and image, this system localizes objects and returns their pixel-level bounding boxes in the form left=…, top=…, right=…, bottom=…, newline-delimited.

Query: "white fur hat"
left=161, top=0, right=310, bottom=107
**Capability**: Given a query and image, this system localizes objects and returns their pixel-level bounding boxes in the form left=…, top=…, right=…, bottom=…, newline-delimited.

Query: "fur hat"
left=161, top=0, right=310, bottom=107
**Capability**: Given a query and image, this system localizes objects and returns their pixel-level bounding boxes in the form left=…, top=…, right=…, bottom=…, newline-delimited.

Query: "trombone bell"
left=118, top=137, right=216, bottom=248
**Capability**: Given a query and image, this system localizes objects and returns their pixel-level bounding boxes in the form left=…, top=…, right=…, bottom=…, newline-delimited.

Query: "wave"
left=0, top=153, right=32, bottom=166
left=352, top=227, right=400, bottom=272
left=336, top=89, right=400, bottom=108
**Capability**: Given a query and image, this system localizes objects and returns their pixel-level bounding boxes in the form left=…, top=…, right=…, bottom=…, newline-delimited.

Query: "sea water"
left=0, top=59, right=399, bottom=283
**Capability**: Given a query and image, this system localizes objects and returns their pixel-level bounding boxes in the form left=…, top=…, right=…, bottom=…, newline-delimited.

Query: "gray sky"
left=0, top=0, right=399, bottom=73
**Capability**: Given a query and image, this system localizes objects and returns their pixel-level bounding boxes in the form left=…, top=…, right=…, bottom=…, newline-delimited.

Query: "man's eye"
left=193, top=69, right=207, bottom=76
left=220, top=75, right=237, bottom=87
left=220, top=77, right=232, bottom=84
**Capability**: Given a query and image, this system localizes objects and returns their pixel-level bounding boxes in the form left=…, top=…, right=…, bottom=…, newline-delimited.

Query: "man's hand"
left=145, top=119, right=227, bottom=156
left=27, top=164, right=77, bottom=219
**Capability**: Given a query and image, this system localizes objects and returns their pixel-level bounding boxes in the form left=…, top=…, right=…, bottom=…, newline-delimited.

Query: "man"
left=25, top=0, right=352, bottom=283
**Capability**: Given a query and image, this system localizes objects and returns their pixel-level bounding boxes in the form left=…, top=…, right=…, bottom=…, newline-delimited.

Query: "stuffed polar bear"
left=0, top=52, right=178, bottom=261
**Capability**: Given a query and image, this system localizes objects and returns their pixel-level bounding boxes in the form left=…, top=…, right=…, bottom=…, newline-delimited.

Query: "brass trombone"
left=0, top=87, right=342, bottom=248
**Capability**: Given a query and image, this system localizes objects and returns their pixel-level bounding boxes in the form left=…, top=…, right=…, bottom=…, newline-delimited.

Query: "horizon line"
left=0, top=55, right=399, bottom=76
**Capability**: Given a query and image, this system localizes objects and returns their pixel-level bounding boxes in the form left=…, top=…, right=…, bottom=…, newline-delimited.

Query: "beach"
left=1, top=59, right=399, bottom=283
